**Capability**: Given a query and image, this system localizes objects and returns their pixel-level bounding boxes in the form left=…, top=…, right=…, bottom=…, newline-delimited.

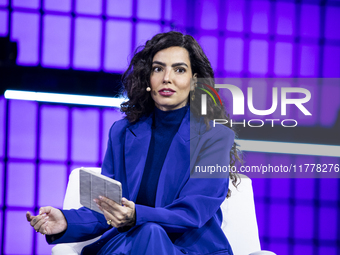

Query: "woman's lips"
left=158, top=89, right=175, bottom=96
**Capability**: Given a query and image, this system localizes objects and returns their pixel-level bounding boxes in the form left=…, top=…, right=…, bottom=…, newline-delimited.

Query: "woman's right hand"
left=26, top=206, right=67, bottom=235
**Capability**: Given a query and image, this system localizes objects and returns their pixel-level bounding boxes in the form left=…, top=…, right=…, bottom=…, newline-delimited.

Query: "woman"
left=26, top=31, right=240, bottom=255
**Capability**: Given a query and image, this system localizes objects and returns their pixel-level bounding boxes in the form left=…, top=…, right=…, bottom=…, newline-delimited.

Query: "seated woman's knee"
left=138, top=222, right=166, bottom=235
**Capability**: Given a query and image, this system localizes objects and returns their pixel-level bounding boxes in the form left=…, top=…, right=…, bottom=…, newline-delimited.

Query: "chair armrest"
left=221, top=174, right=261, bottom=254
left=51, top=167, right=102, bottom=255
left=51, top=243, right=79, bottom=255
left=249, top=251, right=277, bottom=255
left=221, top=175, right=277, bottom=255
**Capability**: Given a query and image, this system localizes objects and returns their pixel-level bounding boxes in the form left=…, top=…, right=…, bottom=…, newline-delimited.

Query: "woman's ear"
left=191, top=73, right=198, bottom=91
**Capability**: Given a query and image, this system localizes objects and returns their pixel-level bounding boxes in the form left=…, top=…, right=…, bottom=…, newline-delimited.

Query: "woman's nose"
left=163, top=68, right=171, bottom=84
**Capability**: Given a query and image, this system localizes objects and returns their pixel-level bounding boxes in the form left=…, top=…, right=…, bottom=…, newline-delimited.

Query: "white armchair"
left=52, top=168, right=276, bottom=255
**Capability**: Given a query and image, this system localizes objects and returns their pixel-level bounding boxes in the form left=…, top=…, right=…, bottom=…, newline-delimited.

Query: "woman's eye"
left=175, top=68, right=186, bottom=73
left=152, top=66, right=162, bottom=72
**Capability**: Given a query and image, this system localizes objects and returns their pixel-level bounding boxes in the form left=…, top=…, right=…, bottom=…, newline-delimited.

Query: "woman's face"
left=150, top=46, right=194, bottom=111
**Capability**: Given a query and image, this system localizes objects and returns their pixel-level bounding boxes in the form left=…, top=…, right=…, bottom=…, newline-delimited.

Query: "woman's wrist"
left=117, top=210, right=136, bottom=232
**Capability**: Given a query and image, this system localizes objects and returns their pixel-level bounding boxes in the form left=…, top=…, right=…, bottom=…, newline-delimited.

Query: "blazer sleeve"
left=134, top=127, right=235, bottom=233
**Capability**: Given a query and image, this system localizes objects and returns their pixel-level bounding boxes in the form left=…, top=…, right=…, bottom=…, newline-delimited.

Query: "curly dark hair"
left=121, top=31, right=241, bottom=197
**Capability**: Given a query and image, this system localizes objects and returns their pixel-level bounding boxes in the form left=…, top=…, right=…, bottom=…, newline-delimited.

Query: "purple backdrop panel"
left=318, top=207, right=337, bottom=240
left=104, top=20, right=132, bottom=72
left=325, top=6, right=340, bottom=40
left=163, top=25, right=172, bottom=33
left=296, top=80, right=317, bottom=126
left=252, top=178, right=266, bottom=198
left=5, top=211, right=33, bottom=254
left=8, top=100, right=36, bottom=159
left=320, top=81, right=340, bottom=127
left=294, top=205, right=314, bottom=239
left=0, top=162, right=3, bottom=207
left=300, top=4, right=319, bottom=38
left=11, top=11, right=40, bottom=66
left=12, top=0, right=39, bottom=9
left=299, top=45, right=319, bottom=77
left=0, top=97, right=4, bottom=158
left=39, top=164, right=66, bottom=208
left=224, top=38, right=243, bottom=73
left=0, top=10, right=8, bottom=36
left=136, top=23, right=161, bottom=47
left=44, top=0, right=71, bottom=12
left=294, top=179, right=315, bottom=200
left=319, top=157, right=339, bottom=201
left=320, top=178, right=338, bottom=202
left=70, top=163, right=97, bottom=170
left=106, top=0, right=132, bottom=17
left=42, top=15, right=71, bottom=68
left=164, top=0, right=171, bottom=21
left=293, top=245, right=313, bottom=255
left=269, top=204, right=289, bottom=238
left=171, top=0, right=186, bottom=27
left=318, top=247, right=337, bottom=255
left=7, top=162, right=35, bottom=207
left=199, top=0, right=218, bottom=30
left=268, top=155, right=291, bottom=198
left=294, top=155, right=316, bottom=198
left=249, top=40, right=268, bottom=75
left=275, top=2, right=294, bottom=35
left=198, top=36, right=218, bottom=71
left=40, top=105, right=68, bottom=161
left=267, top=243, right=288, bottom=255
left=226, top=0, right=244, bottom=32
left=73, top=17, right=102, bottom=71
left=250, top=0, right=269, bottom=34
left=102, top=108, right=124, bottom=160
left=269, top=178, right=290, bottom=199
left=137, top=0, right=161, bottom=20
left=274, top=42, right=292, bottom=76
left=75, top=0, right=102, bottom=15
left=323, top=46, right=340, bottom=77
left=0, top=0, right=8, bottom=7
left=37, top=233, right=55, bottom=255
left=71, top=108, right=99, bottom=163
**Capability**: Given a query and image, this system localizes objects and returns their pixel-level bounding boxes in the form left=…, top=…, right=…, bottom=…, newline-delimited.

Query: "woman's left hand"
left=94, top=196, right=136, bottom=229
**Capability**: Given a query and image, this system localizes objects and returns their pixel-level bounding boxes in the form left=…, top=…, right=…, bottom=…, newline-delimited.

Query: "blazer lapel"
left=124, top=115, right=153, bottom=201
left=155, top=108, right=201, bottom=207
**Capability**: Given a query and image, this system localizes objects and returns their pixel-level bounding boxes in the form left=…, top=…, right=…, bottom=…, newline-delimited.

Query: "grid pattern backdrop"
left=0, top=97, right=124, bottom=254
left=0, top=0, right=340, bottom=254
left=0, top=0, right=173, bottom=71
left=1, top=0, right=339, bottom=77
left=1, top=99, right=339, bottom=255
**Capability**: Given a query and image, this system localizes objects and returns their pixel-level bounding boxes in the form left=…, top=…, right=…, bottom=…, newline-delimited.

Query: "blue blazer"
left=48, top=107, right=235, bottom=255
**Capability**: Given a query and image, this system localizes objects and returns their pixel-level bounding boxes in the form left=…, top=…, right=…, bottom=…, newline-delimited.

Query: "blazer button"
left=180, top=249, right=188, bottom=254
